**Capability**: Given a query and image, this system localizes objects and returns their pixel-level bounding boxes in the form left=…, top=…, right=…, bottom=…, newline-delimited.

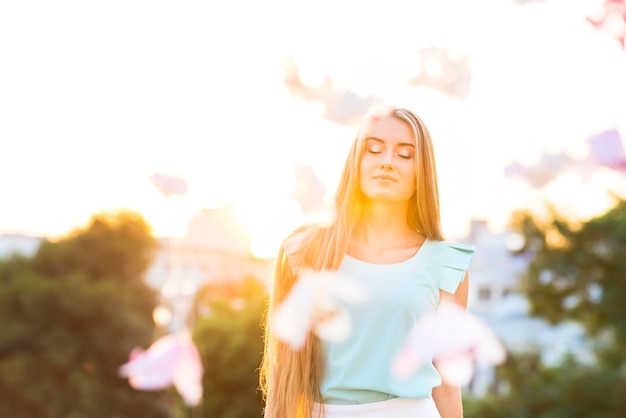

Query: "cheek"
left=401, top=166, right=417, bottom=192
left=359, top=156, right=378, bottom=177
left=401, top=160, right=416, bottom=178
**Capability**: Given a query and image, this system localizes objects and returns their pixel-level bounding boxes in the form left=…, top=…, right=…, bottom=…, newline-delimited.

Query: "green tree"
left=32, top=209, right=157, bottom=283
left=191, top=276, right=267, bottom=418
left=464, top=197, right=626, bottom=417
left=513, top=197, right=626, bottom=363
left=0, top=210, right=169, bottom=418
left=464, top=352, right=626, bottom=418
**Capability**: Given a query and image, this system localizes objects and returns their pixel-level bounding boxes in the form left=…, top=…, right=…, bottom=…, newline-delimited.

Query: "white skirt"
left=312, top=397, right=441, bottom=418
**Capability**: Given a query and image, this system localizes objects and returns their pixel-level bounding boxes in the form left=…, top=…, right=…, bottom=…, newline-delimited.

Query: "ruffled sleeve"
left=282, top=226, right=314, bottom=277
left=439, top=242, right=475, bottom=294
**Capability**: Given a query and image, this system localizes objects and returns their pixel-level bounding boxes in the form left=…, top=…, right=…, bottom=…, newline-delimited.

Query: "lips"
left=373, top=174, right=397, bottom=182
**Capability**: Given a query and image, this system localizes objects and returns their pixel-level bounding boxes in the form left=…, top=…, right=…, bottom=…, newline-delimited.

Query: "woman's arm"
left=433, top=270, right=470, bottom=418
left=433, top=382, right=463, bottom=418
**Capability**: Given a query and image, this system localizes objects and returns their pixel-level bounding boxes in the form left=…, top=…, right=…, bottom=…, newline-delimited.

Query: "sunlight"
left=233, top=197, right=304, bottom=260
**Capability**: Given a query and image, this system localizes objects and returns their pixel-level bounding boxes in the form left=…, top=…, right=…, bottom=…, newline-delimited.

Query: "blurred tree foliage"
left=465, top=196, right=626, bottom=417
left=513, top=196, right=626, bottom=364
left=464, top=352, right=626, bottom=418
left=31, top=210, right=157, bottom=282
left=189, top=276, right=267, bottom=418
left=0, top=210, right=169, bottom=418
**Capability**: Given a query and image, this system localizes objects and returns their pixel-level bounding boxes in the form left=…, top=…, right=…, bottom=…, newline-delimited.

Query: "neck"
left=353, top=200, right=415, bottom=246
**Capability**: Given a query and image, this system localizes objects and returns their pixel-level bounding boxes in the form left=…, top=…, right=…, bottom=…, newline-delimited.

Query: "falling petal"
left=271, top=269, right=369, bottom=350
left=290, top=164, right=326, bottom=217
left=586, top=129, right=626, bottom=172
left=435, top=356, right=475, bottom=387
left=504, top=152, right=576, bottom=188
left=119, top=332, right=205, bottom=405
left=314, top=302, right=352, bottom=342
left=118, top=334, right=182, bottom=390
left=149, top=173, right=189, bottom=197
left=271, top=276, right=317, bottom=349
left=287, top=160, right=337, bottom=226
left=474, top=330, right=507, bottom=366
left=173, top=336, right=204, bottom=406
left=586, top=0, right=626, bottom=49
left=408, top=47, right=471, bottom=99
left=282, top=58, right=384, bottom=127
left=391, top=301, right=506, bottom=384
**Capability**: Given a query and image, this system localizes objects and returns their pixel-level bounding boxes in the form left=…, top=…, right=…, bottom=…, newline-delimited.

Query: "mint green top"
left=319, top=239, right=475, bottom=405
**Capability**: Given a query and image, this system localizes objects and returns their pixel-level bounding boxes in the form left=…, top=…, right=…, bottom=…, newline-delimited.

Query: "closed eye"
left=367, top=144, right=384, bottom=154
left=397, top=149, right=413, bottom=159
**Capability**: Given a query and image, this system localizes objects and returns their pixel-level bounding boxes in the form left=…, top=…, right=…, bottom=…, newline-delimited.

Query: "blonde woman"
left=259, top=106, right=474, bottom=418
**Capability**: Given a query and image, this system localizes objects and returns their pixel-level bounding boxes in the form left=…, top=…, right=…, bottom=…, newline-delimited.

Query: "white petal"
left=314, top=306, right=352, bottom=342
left=475, top=333, right=507, bottom=365
left=436, top=356, right=475, bottom=386
left=271, top=277, right=317, bottom=350
left=428, top=302, right=506, bottom=366
left=173, top=339, right=204, bottom=406
left=393, top=301, right=507, bottom=382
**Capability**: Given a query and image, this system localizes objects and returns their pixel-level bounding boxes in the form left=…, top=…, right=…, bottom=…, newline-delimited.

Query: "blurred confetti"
left=118, top=331, right=203, bottom=406
left=149, top=173, right=189, bottom=197
left=585, top=128, right=626, bottom=172
left=289, top=164, right=336, bottom=227
left=408, top=47, right=472, bottom=99
left=505, top=128, right=626, bottom=188
left=504, top=152, right=578, bottom=188
left=586, top=0, right=626, bottom=50
left=391, top=301, right=506, bottom=386
left=271, top=269, right=369, bottom=350
left=282, top=58, right=384, bottom=126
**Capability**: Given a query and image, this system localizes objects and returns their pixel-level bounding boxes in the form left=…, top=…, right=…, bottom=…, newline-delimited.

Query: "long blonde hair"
left=259, top=106, right=444, bottom=417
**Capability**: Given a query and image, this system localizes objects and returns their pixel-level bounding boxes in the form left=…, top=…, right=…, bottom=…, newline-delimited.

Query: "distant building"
left=144, top=206, right=274, bottom=332
left=460, top=219, right=593, bottom=396
left=145, top=206, right=273, bottom=289
left=0, top=234, right=43, bottom=258
left=461, top=219, right=528, bottom=314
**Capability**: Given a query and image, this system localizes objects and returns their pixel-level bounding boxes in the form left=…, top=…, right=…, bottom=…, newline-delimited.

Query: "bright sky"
left=1, top=0, right=625, bottom=258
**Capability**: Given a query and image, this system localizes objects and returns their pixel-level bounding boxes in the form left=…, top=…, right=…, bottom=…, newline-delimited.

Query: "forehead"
left=365, top=115, right=415, bottom=145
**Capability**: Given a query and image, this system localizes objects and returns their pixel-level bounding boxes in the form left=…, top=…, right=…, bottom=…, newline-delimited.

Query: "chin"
left=363, top=194, right=411, bottom=204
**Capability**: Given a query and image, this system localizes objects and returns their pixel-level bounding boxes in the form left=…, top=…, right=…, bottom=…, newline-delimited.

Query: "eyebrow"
left=366, top=137, right=416, bottom=148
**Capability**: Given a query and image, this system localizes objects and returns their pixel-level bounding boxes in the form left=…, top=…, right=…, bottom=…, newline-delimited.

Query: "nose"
left=380, top=150, right=394, bottom=170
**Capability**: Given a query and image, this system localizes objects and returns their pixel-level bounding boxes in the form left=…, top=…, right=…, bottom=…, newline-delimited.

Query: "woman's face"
left=359, top=115, right=416, bottom=203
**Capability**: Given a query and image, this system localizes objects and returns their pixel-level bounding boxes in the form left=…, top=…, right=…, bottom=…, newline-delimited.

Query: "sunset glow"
left=1, top=0, right=625, bottom=260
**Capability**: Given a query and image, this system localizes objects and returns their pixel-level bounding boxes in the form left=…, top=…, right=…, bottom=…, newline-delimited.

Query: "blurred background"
left=1, top=0, right=626, bottom=416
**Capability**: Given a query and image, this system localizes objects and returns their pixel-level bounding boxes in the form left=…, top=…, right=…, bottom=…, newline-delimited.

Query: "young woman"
left=259, top=106, right=474, bottom=418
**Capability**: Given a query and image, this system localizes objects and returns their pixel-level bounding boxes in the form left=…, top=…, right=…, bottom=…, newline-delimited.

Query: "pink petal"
left=118, top=334, right=183, bottom=390
left=149, top=173, right=188, bottom=197
left=392, top=302, right=506, bottom=381
left=173, top=339, right=204, bottom=406
left=586, top=129, right=626, bottom=171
